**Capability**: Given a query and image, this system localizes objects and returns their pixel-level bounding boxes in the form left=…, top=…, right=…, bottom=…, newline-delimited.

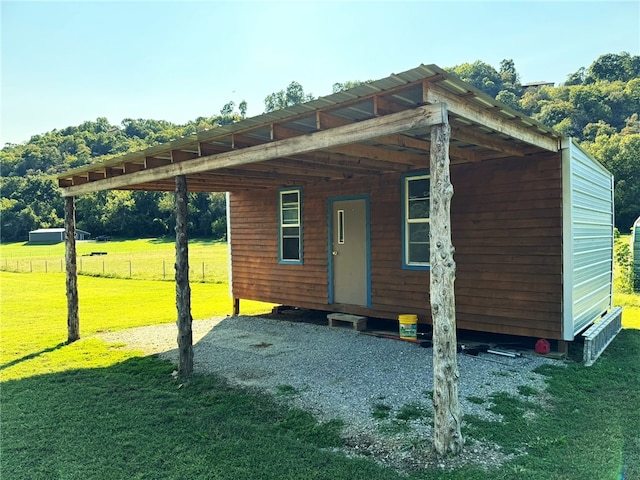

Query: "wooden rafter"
left=328, top=144, right=425, bottom=166
left=317, top=111, right=351, bottom=130
left=378, top=134, right=479, bottom=164
left=450, top=126, right=527, bottom=157
left=374, top=95, right=407, bottom=115
left=171, top=149, right=199, bottom=162
left=60, top=103, right=448, bottom=196
left=423, top=82, right=559, bottom=152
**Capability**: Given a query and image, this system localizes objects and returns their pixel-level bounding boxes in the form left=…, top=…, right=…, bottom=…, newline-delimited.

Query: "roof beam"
left=60, top=103, right=448, bottom=196
left=199, top=142, right=231, bottom=156
left=450, top=126, right=527, bottom=157
left=266, top=156, right=401, bottom=176
left=123, top=162, right=145, bottom=173
left=145, top=156, right=172, bottom=168
left=171, top=150, right=199, bottom=162
left=423, top=83, right=559, bottom=152
left=374, top=95, right=406, bottom=115
left=87, top=170, right=106, bottom=181
left=271, top=123, right=307, bottom=140
left=377, top=133, right=479, bottom=163
left=318, top=151, right=409, bottom=171
left=232, top=133, right=263, bottom=148
left=316, top=111, right=351, bottom=129
left=220, top=164, right=332, bottom=181
left=327, top=144, right=424, bottom=165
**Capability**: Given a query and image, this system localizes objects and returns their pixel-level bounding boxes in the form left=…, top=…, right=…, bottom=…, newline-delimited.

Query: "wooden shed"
left=55, top=64, right=617, bottom=344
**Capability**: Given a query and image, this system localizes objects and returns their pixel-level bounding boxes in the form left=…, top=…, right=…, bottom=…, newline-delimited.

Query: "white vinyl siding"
left=562, top=139, right=614, bottom=339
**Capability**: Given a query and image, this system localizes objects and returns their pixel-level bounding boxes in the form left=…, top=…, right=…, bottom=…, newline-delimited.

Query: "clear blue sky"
left=1, top=0, right=638, bottom=146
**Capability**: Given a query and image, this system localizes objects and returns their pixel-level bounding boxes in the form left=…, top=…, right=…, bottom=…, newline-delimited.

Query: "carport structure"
left=56, top=64, right=586, bottom=455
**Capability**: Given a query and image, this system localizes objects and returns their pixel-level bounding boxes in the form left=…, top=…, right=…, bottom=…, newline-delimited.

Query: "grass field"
left=1, top=238, right=639, bottom=479
left=615, top=235, right=640, bottom=329
left=0, top=271, right=273, bottom=381
left=0, top=238, right=230, bottom=283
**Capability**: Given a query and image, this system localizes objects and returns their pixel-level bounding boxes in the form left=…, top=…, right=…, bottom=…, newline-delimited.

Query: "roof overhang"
left=55, top=64, right=560, bottom=197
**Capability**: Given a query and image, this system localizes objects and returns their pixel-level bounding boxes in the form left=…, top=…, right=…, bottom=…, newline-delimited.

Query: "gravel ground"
left=96, top=313, right=561, bottom=472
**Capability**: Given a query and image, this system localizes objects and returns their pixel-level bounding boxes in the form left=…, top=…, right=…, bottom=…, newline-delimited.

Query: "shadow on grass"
left=0, top=342, right=66, bottom=371
left=0, top=356, right=401, bottom=480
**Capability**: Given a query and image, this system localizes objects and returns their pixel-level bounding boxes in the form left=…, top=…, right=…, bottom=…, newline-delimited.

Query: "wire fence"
left=0, top=256, right=228, bottom=284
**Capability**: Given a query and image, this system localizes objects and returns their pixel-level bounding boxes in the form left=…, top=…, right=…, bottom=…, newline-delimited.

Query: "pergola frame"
left=56, top=64, right=560, bottom=455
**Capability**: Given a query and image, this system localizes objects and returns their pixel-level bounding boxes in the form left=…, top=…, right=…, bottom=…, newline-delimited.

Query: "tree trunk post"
left=429, top=121, right=464, bottom=456
left=175, top=175, right=194, bottom=376
left=64, top=196, right=80, bottom=343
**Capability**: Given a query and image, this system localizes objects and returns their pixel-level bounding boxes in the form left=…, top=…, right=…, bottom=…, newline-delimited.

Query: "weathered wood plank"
left=175, top=175, right=193, bottom=377
left=429, top=122, right=464, bottom=456
left=65, top=196, right=80, bottom=343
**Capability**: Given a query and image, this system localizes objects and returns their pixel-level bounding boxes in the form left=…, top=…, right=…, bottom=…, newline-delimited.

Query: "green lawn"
left=615, top=235, right=640, bottom=329
left=619, top=291, right=640, bottom=329
left=0, top=238, right=230, bottom=283
left=0, top=271, right=272, bottom=381
left=1, top=238, right=639, bottom=479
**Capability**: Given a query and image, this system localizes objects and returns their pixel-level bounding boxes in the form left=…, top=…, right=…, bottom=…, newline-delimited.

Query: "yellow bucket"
left=398, top=314, right=418, bottom=340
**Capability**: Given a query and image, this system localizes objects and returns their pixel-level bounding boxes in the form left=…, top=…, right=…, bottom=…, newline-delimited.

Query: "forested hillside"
left=1, top=107, right=244, bottom=242
left=447, top=53, right=640, bottom=231
left=1, top=53, right=638, bottom=242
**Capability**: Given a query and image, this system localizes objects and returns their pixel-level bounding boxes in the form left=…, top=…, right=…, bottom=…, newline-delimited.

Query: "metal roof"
left=56, top=64, right=562, bottom=195
left=30, top=228, right=90, bottom=234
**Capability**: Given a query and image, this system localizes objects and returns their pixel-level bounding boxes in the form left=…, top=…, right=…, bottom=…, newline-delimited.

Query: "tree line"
left=1, top=52, right=638, bottom=242
left=447, top=53, right=639, bottom=231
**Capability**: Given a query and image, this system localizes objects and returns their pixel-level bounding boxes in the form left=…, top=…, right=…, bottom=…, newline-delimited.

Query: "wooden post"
left=233, top=298, right=240, bottom=316
left=175, top=175, right=193, bottom=376
left=430, top=121, right=464, bottom=456
left=65, top=196, right=80, bottom=343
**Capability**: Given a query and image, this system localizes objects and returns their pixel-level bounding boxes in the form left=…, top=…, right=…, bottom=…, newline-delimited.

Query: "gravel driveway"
left=96, top=313, right=559, bottom=472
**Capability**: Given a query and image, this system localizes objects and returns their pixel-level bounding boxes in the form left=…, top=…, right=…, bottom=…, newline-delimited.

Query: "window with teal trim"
left=403, top=174, right=430, bottom=268
left=279, top=188, right=302, bottom=263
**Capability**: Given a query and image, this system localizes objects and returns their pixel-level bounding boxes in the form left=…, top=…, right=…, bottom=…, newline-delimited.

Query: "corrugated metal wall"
left=562, top=140, right=614, bottom=339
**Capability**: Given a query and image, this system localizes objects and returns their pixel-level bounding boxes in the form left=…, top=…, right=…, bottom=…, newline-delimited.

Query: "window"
left=402, top=173, right=430, bottom=268
left=337, top=210, right=345, bottom=244
left=278, top=188, right=302, bottom=264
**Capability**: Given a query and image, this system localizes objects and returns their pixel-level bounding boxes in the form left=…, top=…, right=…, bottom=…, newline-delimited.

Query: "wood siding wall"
left=230, top=151, right=563, bottom=339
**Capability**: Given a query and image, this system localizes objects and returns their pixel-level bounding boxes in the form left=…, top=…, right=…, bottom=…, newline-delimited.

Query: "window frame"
left=401, top=172, right=431, bottom=270
left=278, top=187, right=303, bottom=265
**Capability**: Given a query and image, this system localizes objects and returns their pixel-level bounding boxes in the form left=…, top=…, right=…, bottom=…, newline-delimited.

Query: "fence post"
left=202, top=261, right=205, bottom=282
left=30, top=260, right=33, bottom=273
left=129, top=260, right=132, bottom=278
left=103, top=260, right=105, bottom=274
left=163, top=260, right=166, bottom=279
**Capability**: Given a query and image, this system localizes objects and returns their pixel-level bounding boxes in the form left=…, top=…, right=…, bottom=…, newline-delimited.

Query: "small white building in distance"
left=28, top=228, right=91, bottom=243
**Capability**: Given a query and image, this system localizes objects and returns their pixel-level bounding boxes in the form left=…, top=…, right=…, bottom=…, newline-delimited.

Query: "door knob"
left=332, top=251, right=338, bottom=256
